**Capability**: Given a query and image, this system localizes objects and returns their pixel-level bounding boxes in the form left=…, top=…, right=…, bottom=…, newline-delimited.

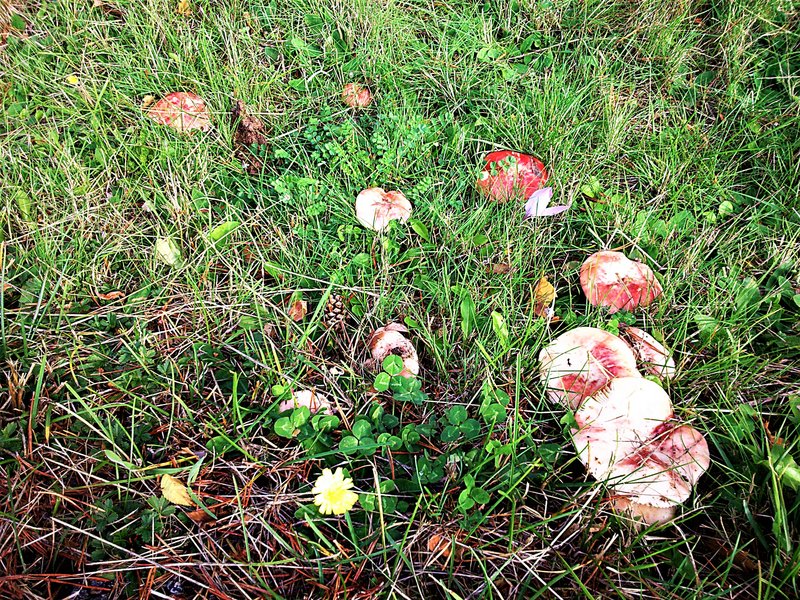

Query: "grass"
left=1, top=0, right=799, bottom=597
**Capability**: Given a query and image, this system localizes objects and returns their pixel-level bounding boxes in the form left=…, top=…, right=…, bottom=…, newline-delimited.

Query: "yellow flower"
left=312, top=467, right=358, bottom=515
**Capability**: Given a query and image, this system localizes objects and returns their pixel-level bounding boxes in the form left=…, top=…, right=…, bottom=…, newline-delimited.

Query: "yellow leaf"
left=176, top=0, right=191, bottom=16
left=141, top=95, right=156, bottom=110
left=161, top=474, right=194, bottom=506
left=533, top=277, right=556, bottom=305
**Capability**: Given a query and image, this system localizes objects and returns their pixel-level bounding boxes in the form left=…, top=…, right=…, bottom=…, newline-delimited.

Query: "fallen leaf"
left=161, top=474, right=195, bottom=507
left=186, top=508, right=216, bottom=523
left=97, top=291, right=125, bottom=301
left=533, top=277, right=556, bottom=318
left=141, top=95, right=155, bottom=109
left=176, top=0, right=191, bottom=16
left=288, top=300, right=308, bottom=321
left=147, top=92, right=211, bottom=133
left=491, top=263, right=511, bottom=274
left=155, top=237, right=182, bottom=266
left=231, top=99, right=270, bottom=175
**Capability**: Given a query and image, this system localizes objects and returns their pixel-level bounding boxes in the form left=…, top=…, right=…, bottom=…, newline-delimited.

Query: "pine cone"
left=324, top=294, right=347, bottom=329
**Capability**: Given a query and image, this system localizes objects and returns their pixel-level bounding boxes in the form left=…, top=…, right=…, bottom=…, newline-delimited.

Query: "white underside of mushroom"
left=610, top=497, right=677, bottom=525
left=621, top=326, right=676, bottom=379
left=365, top=323, right=419, bottom=377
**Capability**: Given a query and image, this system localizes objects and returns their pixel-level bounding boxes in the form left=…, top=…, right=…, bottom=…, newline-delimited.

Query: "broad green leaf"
left=409, top=218, right=430, bottom=242
left=460, top=292, right=476, bottom=338
left=209, top=221, right=240, bottom=244
left=491, top=311, right=510, bottom=348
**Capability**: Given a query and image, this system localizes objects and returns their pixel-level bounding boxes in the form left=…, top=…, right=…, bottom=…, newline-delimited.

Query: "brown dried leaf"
left=533, top=277, right=556, bottom=305
left=491, top=263, right=511, bottom=274
left=288, top=300, right=308, bottom=321
left=231, top=99, right=270, bottom=175
left=533, top=276, right=556, bottom=318
left=186, top=508, right=216, bottom=523
left=97, top=291, right=125, bottom=301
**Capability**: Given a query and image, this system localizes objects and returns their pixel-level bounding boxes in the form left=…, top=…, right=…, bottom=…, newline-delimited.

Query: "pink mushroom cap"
left=580, top=251, right=663, bottom=313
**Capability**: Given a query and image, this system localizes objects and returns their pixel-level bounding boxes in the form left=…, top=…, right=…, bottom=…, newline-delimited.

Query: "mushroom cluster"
left=539, top=251, right=709, bottom=524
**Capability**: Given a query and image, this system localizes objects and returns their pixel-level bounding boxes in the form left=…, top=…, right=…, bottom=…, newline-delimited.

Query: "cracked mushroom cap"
left=365, top=323, right=419, bottom=377
left=476, top=150, right=548, bottom=203
left=342, top=83, right=373, bottom=108
left=538, top=327, right=640, bottom=409
left=279, top=389, right=332, bottom=415
left=580, top=251, right=663, bottom=313
left=147, top=92, right=212, bottom=133
left=572, top=377, right=674, bottom=481
left=621, top=326, right=676, bottom=379
left=609, top=423, right=711, bottom=508
left=355, top=188, right=412, bottom=231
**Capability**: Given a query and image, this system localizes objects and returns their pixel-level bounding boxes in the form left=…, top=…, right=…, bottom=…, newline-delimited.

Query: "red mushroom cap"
left=476, top=151, right=548, bottom=203
left=342, top=83, right=373, bottom=108
left=580, top=251, right=663, bottom=313
left=610, top=423, right=711, bottom=508
left=147, top=92, right=212, bottom=133
left=538, top=327, right=640, bottom=409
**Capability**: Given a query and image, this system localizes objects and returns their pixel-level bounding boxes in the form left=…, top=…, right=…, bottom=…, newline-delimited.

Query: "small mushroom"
left=580, top=251, right=663, bottom=313
left=279, top=389, right=332, bottom=415
left=365, top=323, right=419, bottom=377
left=355, top=188, right=412, bottom=231
left=538, top=327, right=640, bottom=409
left=476, top=150, right=548, bottom=203
left=147, top=92, right=212, bottom=133
left=620, top=325, right=676, bottom=379
left=342, top=83, right=372, bottom=108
